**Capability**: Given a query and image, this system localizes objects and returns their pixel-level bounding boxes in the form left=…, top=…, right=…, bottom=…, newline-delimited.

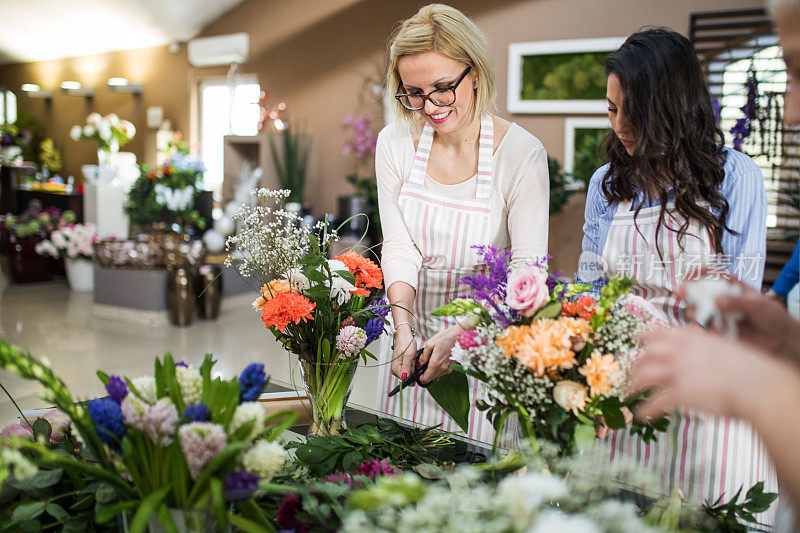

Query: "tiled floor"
left=0, top=270, right=382, bottom=426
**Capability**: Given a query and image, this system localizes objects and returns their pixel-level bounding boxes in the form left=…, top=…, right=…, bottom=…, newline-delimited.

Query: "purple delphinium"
left=223, top=471, right=260, bottom=502
left=364, top=317, right=385, bottom=344
left=175, top=361, right=189, bottom=368
left=239, top=363, right=267, bottom=402
left=183, top=403, right=210, bottom=422
left=88, top=398, right=126, bottom=451
left=731, top=72, right=758, bottom=152
left=106, top=375, right=128, bottom=404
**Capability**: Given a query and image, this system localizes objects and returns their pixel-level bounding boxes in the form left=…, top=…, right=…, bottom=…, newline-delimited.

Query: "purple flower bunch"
left=224, top=471, right=260, bottom=502
left=731, top=71, right=759, bottom=152
left=340, top=114, right=377, bottom=160
left=88, top=398, right=126, bottom=450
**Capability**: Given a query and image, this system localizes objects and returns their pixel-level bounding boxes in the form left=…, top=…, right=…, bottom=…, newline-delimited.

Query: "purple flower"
left=355, top=458, right=396, bottom=479
left=175, top=361, right=189, bottom=368
left=183, top=403, right=210, bottom=422
left=223, top=471, right=260, bottom=502
left=276, top=493, right=311, bottom=533
left=0, top=134, right=12, bottom=146
left=106, top=375, right=128, bottom=404
left=364, top=316, right=385, bottom=344
left=322, top=471, right=358, bottom=487
left=88, top=398, right=126, bottom=451
left=239, top=363, right=267, bottom=402
left=368, top=299, right=390, bottom=318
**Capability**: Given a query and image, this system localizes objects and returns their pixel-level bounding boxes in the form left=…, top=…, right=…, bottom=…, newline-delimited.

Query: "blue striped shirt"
left=577, top=146, right=767, bottom=292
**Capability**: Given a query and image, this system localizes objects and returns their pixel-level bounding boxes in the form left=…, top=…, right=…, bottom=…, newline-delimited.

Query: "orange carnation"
left=333, top=250, right=383, bottom=291
left=498, top=317, right=591, bottom=377
left=251, top=279, right=292, bottom=311
left=260, top=291, right=315, bottom=332
left=579, top=351, right=622, bottom=397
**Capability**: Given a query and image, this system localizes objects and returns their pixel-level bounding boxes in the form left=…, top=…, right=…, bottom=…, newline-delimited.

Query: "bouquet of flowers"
left=0, top=340, right=295, bottom=532
left=70, top=113, right=135, bottom=152
left=35, top=220, right=97, bottom=261
left=124, top=150, right=206, bottom=233
left=0, top=123, right=32, bottom=166
left=226, top=189, right=389, bottom=436
left=434, top=246, right=669, bottom=453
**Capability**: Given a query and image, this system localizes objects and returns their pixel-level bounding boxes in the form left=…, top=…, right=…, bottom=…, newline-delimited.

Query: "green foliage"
left=521, top=52, right=607, bottom=101
left=571, top=128, right=609, bottom=191
left=548, top=156, right=575, bottom=214
left=425, top=366, right=471, bottom=433
left=703, top=482, right=778, bottom=532
left=286, top=418, right=453, bottom=477
left=268, top=122, right=311, bottom=204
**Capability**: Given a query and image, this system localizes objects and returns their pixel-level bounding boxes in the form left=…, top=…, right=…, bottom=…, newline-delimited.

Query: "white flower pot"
left=65, top=257, right=94, bottom=292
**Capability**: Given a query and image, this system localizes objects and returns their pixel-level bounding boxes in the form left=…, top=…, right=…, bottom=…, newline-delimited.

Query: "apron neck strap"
left=407, top=114, right=494, bottom=200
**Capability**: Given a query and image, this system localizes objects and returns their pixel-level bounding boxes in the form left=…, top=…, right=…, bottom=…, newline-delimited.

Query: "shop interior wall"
left=0, top=0, right=766, bottom=275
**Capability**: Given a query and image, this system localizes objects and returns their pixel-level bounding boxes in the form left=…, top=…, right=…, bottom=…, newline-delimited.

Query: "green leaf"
left=227, top=512, right=277, bottom=533
left=95, top=500, right=139, bottom=524
left=129, top=485, right=171, bottom=533
left=431, top=298, right=480, bottom=317
left=425, top=365, right=470, bottom=433
left=412, top=463, right=447, bottom=480
left=599, top=397, right=626, bottom=430
left=95, top=482, right=117, bottom=504
left=18, top=519, right=43, bottom=532
left=573, top=422, right=596, bottom=449
left=44, top=502, right=68, bottom=522
left=533, top=301, right=563, bottom=320
left=31, top=468, right=62, bottom=489
left=335, top=270, right=356, bottom=285
left=32, top=418, right=51, bottom=442
left=12, top=501, right=46, bottom=521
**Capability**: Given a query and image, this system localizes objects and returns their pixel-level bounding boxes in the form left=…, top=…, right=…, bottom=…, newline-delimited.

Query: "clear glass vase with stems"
left=298, top=354, right=358, bottom=437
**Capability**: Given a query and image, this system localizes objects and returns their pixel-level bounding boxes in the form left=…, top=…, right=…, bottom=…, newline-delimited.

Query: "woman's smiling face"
left=397, top=51, right=477, bottom=135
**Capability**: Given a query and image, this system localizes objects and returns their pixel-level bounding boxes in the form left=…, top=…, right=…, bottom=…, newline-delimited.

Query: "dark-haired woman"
left=578, top=28, right=777, bottom=515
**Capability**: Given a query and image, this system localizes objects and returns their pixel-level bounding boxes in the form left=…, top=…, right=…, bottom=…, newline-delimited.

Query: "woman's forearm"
left=387, top=281, right=416, bottom=331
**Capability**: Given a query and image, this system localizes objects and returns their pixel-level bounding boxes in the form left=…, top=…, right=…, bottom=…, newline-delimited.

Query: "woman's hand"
left=391, top=327, right=417, bottom=380
left=418, top=325, right=462, bottom=384
left=630, top=325, right=790, bottom=421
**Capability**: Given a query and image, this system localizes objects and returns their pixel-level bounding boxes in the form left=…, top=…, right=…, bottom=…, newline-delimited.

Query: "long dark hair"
left=601, top=27, right=734, bottom=254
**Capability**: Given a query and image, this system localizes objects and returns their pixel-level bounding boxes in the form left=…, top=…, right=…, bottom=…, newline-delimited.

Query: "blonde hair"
left=386, top=4, right=496, bottom=125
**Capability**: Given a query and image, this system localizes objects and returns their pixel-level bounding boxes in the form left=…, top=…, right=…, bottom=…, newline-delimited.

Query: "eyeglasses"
left=395, top=66, right=472, bottom=111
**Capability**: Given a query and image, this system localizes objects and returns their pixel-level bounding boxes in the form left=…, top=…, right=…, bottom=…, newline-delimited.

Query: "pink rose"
left=506, top=267, right=549, bottom=317
left=0, top=423, right=34, bottom=440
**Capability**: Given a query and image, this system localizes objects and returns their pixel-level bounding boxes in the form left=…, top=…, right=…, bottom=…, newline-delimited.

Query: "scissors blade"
left=387, top=349, right=426, bottom=397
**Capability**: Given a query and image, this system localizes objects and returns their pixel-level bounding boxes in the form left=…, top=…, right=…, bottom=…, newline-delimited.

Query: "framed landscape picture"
left=507, top=37, right=626, bottom=114
left=563, top=117, right=611, bottom=190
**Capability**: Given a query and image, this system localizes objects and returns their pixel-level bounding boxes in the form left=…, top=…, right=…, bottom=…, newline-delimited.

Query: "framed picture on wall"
left=507, top=37, right=626, bottom=114
left=563, top=117, right=611, bottom=190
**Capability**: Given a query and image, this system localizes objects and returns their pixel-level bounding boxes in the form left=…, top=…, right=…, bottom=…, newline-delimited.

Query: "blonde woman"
left=375, top=4, right=549, bottom=444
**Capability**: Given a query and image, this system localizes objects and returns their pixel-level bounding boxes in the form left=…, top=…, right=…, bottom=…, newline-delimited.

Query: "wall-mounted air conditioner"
left=188, top=33, right=249, bottom=67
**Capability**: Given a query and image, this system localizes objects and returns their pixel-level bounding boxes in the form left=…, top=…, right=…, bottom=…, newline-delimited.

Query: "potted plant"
left=70, top=113, right=135, bottom=181
left=35, top=214, right=97, bottom=292
left=0, top=206, right=62, bottom=283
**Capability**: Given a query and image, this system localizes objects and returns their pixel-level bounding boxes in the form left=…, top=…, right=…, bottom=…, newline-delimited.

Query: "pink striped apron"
left=377, top=114, right=517, bottom=446
left=601, top=199, right=778, bottom=523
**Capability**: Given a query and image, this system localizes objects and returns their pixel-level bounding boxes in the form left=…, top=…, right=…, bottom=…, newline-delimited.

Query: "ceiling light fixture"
left=21, top=84, right=53, bottom=99
left=60, top=81, right=93, bottom=97
left=107, top=77, right=143, bottom=95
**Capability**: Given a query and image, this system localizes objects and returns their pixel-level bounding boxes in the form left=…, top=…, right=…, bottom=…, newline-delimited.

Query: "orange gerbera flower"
left=562, top=294, right=599, bottom=321
left=260, top=291, right=315, bottom=332
left=333, top=250, right=383, bottom=291
left=251, top=279, right=292, bottom=311
left=579, top=351, right=622, bottom=397
left=499, top=317, right=592, bottom=377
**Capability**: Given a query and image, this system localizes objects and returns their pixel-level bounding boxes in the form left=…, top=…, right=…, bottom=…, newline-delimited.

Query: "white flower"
left=287, top=269, right=310, bottom=292
left=241, top=440, right=286, bottom=482
left=105, top=113, right=120, bottom=127
left=329, top=274, right=356, bottom=305
left=70, top=125, right=83, bottom=141
left=86, top=112, right=102, bottom=126
left=552, top=380, right=588, bottom=415
left=83, top=124, right=96, bottom=137
left=499, top=473, right=569, bottom=527
left=175, top=365, right=202, bottom=405
left=131, top=376, right=157, bottom=404
left=1, top=449, right=37, bottom=481
left=51, top=231, right=67, bottom=249
left=98, top=121, right=112, bottom=141
left=121, top=120, right=136, bottom=138
left=229, top=402, right=265, bottom=441
left=528, top=510, right=600, bottom=533
left=121, top=394, right=149, bottom=430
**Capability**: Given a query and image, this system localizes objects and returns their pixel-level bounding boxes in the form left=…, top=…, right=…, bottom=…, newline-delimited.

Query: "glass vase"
left=298, top=357, right=357, bottom=437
